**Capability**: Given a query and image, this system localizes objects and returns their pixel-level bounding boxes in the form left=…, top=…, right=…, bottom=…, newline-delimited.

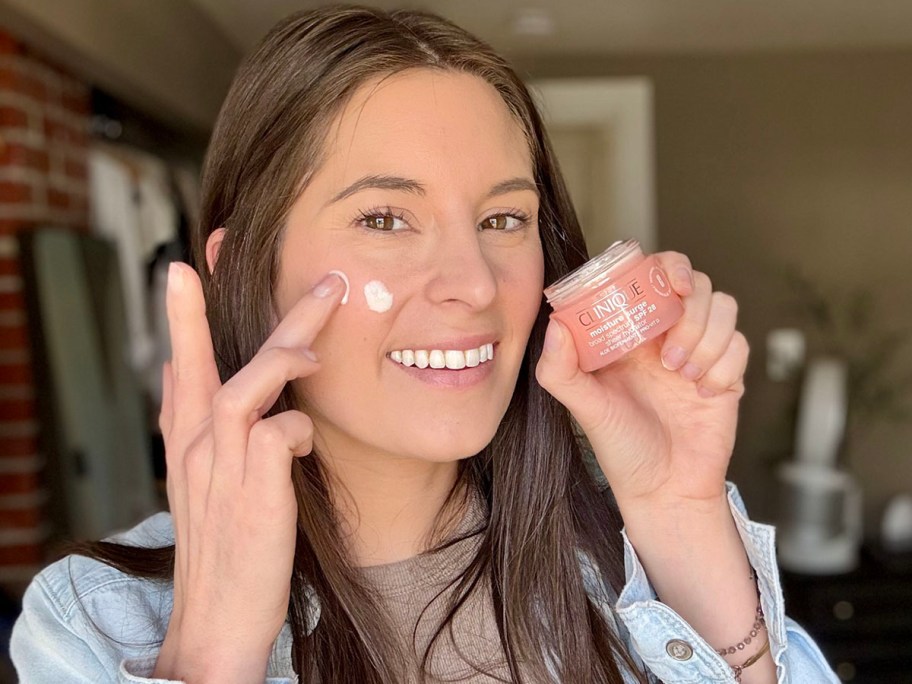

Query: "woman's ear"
left=205, top=227, right=227, bottom=274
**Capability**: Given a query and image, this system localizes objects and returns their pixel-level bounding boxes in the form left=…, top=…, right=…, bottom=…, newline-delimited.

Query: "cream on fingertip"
left=328, top=270, right=350, bottom=304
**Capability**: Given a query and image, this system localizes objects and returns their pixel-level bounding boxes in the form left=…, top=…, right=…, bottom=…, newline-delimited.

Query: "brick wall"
left=0, top=28, right=89, bottom=588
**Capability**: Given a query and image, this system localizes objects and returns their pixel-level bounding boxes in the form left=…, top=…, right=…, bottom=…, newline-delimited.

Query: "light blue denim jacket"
left=11, top=483, right=839, bottom=683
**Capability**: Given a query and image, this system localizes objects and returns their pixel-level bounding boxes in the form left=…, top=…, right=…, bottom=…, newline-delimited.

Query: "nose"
left=424, top=227, right=498, bottom=311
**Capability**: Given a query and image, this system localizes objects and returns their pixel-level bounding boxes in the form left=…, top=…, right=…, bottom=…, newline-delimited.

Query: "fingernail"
left=662, top=345, right=687, bottom=371
left=675, top=266, right=694, bottom=290
left=313, top=271, right=345, bottom=299
left=681, top=362, right=702, bottom=381
left=698, top=386, right=717, bottom=398
left=544, top=320, right=564, bottom=354
left=328, top=270, right=350, bottom=304
left=168, top=262, right=184, bottom=292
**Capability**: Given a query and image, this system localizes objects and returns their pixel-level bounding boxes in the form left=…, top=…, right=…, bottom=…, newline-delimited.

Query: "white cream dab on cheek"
left=363, top=280, right=393, bottom=313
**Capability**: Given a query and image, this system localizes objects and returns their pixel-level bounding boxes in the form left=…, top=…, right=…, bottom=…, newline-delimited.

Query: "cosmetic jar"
left=544, top=239, right=685, bottom=372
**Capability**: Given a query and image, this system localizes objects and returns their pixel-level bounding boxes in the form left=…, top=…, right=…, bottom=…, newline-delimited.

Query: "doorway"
left=529, top=78, right=656, bottom=255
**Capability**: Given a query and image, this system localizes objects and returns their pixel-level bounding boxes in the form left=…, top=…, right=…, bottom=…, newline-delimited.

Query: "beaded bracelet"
left=714, top=566, right=769, bottom=681
left=715, top=603, right=766, bottom=657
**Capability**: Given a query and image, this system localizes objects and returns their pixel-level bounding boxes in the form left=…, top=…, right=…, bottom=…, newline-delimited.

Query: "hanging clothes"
left=87, top=145, right=179, bottom=383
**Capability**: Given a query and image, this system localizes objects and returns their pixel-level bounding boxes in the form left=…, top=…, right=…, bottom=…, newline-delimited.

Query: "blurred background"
left=0, top=1, right=910, bottom=681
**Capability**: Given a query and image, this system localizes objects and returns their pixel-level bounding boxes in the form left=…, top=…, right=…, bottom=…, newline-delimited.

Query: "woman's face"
left=275, top=69, right=544, bottom=463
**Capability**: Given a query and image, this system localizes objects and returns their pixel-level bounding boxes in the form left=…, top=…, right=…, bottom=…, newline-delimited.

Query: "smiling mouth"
left=388, top=342, right=495, bottom=370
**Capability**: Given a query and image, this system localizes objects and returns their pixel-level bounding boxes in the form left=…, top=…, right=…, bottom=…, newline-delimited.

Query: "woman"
left=12, top=5, right=838, bottom=683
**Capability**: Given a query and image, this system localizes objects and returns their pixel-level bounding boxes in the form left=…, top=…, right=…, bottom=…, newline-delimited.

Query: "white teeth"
left=445, top=350, right=466, bottom=369
left=389, top=342, right=495, bottom=369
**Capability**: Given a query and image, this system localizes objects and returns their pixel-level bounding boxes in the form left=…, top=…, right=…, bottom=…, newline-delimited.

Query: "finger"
left=659, top=271, right=713, bottom=371
left=654, top=251, right=695, bottom=296
left=159, top=361, right=174, bottom=438
left=215, top=348, right=320, bottom=425
left=166, top=262, right=223, bottom=435
left=208, top=271, right=343, bottom=490
left=696, top=331, right=750, bottom=398
left=215, top=270, right=344, bottom=431
left=244, top=410, right=314, bottom=492
left=535, top=317, right=605, bottom=434
left=159, top=358, right=192, bottom=583
left=159, top=359, right=189, bottom=567
left=263, top=271, right=348, bottom=352
left=677, top=291, right=739, bottom=383
left=211, top=347, right=320, bottom=486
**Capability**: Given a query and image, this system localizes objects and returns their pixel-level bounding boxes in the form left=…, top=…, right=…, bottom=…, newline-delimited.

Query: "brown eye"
left=480, top=214, right=525, bottom=231
left=484, top=216, right=508, bottom=231
left=365, top=214, right=400, bottom=231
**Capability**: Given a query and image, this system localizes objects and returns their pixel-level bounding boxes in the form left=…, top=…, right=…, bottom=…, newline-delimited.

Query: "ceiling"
left=187, top=0, right=912, bottom=57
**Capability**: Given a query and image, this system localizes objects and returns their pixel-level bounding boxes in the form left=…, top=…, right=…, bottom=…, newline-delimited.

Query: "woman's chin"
left=401, top=430, right=497, bottom=464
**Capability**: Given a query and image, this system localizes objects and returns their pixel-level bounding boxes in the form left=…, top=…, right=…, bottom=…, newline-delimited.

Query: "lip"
left=390, top=352, right=496, bottom=388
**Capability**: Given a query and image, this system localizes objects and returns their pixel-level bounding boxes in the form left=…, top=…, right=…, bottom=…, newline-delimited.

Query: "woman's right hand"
left=152, top=263, right=346, bottom=683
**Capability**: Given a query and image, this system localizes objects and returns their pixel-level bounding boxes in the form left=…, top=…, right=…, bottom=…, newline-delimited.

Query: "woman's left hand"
left=535, top=251, right=749, bottom=508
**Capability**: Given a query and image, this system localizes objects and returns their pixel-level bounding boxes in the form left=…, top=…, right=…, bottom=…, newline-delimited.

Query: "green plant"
left=782, top=269, right=912, bottom=432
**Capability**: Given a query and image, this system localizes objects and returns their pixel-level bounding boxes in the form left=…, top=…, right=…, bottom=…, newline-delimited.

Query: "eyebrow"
left=328, top=174, right=539, bottom=204
left=486, top=177, right=540, bottom=199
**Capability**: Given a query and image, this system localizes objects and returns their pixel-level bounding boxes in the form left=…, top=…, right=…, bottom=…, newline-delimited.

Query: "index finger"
left=260, top=271, right=349, bottom=354
left=166, top=262, right=223, bottom=433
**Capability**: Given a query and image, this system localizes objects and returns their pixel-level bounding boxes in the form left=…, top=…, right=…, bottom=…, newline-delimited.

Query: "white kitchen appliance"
left=776, top=356, right=863, bottom=574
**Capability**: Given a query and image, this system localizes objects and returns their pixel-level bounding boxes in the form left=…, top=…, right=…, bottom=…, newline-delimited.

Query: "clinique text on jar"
left=544, top=240, right=685, bottom=372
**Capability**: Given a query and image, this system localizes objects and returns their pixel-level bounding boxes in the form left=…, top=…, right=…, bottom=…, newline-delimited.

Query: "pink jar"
left=544, top=240, right=685, bottom=372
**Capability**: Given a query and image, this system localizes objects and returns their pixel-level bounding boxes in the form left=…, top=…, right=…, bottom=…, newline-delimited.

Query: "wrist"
left=154, top=630, right=273, bottom=683
left=615, top=486, right=730, bottom=525
left=617, top=491, right=741, bottom=566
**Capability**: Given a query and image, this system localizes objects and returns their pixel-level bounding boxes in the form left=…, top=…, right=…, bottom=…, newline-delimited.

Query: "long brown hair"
left=79, top=6, right=647, bottom=682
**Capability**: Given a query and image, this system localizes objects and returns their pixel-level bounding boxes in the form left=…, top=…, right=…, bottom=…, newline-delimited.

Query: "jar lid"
left=544, top=239, right=643, bottom=308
